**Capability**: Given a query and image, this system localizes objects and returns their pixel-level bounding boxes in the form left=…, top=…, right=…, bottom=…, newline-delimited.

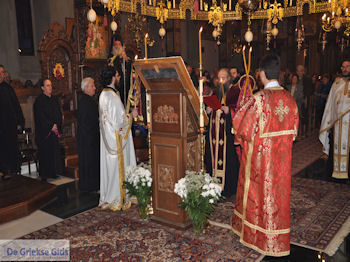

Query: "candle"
left=167, top=1, right=171, bottom=9
left=242, top=45, right=248, bottom=73
left=173, top=0, right=175, bottom=8
left=223, top=3, right=227, bottom=11
left=204, top=3, right=208, bottom=11
left=149, top=0, right=151, bottom=5
left=200, top=0, right=203, bottom=10
left=146, top=93, right=151, bottom=126
left=248, top=46, right=252, bottom=73
left=199, top=78, right=204, bottom=128
left=220, top=79, right=226, bottom=105
left=199, top=26, right=203, bottom=73
left=144, top=33, right=148, bottom=59
left=229, top=0, right=232, bottom=10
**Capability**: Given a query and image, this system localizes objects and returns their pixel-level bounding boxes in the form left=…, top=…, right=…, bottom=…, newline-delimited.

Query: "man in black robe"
left=0, top=65, right=25, bottom=178
left=77, top=77, right=100, bottom=192
left=33, top=79, right=63, bottom=181
left=108, top=34, right=131, bottom=106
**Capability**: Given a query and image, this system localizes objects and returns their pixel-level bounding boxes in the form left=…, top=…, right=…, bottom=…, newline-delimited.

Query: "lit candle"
left=248, top=46, right=252, bottom=73
left=199, top=26, right=203, bottom=71
left=200, top=0, right=203, bottom=10
left=229, top=0, right=232, bottom=10
left=242, top=45, right=248, bottom=73
left=167, top=1, right=171, bottom=9
left=204, top=3, right=208, bottom=11
left=173, top=0, right=175, bottom=8
left=223, top=3, right=227, bottom=11
left=144, top=33, right=148, bottom=59
left=149, top=0, right=151, bottom=5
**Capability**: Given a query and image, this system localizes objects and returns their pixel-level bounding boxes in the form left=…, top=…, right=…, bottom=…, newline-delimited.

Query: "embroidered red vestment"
left=231, top=87, right=299, bottom=256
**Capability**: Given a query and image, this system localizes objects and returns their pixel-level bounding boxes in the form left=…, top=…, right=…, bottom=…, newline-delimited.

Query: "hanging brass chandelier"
left=321, top=0, right=350, bottom=36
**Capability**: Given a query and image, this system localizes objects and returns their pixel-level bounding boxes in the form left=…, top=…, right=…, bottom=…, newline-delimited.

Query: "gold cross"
left=274, top=100, right=289, bottom=122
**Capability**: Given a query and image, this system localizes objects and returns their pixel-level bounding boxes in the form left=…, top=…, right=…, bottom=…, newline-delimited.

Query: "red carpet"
left=22, top=205, right=264, bottom=261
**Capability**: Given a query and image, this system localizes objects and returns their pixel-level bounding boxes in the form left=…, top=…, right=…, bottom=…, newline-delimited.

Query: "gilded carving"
left=186, top=112, right=195, bottom=134
left=153, top=105, right=179, bottom=124
left=158, top=165, right=175, bottom=192
left=186, top=140, right=197, bottom=171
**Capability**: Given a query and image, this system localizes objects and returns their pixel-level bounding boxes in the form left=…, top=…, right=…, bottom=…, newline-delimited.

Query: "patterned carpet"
left=209, top=177, right=350, bottom=256
left=291, top=135, right=324, bottom=176
left=22, top=205, right=264, bottom=261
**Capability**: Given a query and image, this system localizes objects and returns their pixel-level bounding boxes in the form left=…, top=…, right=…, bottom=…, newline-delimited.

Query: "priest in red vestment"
left=231, top=54, right=299, bottom=256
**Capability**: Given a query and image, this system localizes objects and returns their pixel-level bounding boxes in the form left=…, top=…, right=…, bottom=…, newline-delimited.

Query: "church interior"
left=1, top=0, right=350, bottom=260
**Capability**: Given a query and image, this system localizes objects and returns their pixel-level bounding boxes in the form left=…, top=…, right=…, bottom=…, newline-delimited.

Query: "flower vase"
left=138, top=205, right=148, bottom=220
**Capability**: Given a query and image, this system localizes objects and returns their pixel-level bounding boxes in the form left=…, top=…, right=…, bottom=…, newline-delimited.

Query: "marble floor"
left=0, top=158, right=349, bottom=261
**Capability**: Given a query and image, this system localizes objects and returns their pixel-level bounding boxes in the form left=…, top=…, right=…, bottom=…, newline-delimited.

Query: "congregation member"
left=99, top=67, right=136, bottom=211
left=319, top=59, right=350, bottom=182
left=287, top=73, right=304, bottom=137
left=205, top=68, right=240, bottom=198
left=296, top=65, right=313, bottom=136
left=33, top=79, right=63, bottom=181
left=77, top=77, right=100, bottom=192
left=315, top=73, right=331, bottom=128
left=231, top=54, right=299, bottom=256
left=229, top=67, right=240, bottom=85
left=0, top=65, right=25, bottom=179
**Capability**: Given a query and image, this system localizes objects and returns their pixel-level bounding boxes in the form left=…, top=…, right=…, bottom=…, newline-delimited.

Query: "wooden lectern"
left=133, top=57, right=208, bottom=229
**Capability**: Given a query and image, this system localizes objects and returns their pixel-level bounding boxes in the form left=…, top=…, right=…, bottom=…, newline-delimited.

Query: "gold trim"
left=332, top=171, right=349, bottom=179
left=231, top=225, right=290, bottom=257
left=241, top=141, right=254, bottom=235
left=116, top=131, right=127, bottom=207
left=234, top=210, right=290, bottom=234
left=319, top=109, right=350, bottom=134
left=240, top=238, right=290, bottom=257
left=260, top=129, right=296, bottom=138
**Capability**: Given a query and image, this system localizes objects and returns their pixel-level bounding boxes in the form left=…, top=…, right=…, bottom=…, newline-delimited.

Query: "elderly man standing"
left=320, top=59, right=350, bottom=182
left=34, top=79, right=62, bottom=181
left=205, top=68, right=240, bottom=198
left=77, top=77, right=100, bottom=192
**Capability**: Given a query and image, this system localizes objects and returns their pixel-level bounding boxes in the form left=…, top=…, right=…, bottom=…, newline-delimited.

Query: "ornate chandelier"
left=321, top=0, right=350, bottom=36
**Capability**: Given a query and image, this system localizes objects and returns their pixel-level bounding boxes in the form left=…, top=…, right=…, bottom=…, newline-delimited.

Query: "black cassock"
left=33, top=93, right=63, bottom=179
left=0, top=81, right=25, bottom=173
left=77, top=93, right=100, bottom=192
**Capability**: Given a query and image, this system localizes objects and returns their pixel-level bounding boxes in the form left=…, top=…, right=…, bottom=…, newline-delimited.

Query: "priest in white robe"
left=99, top=67, right=136, bottom=211
left=319, top=59, right=350, bottom=180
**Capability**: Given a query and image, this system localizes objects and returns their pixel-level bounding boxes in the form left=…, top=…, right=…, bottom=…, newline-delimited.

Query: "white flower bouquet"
left=124, top=163, right=152, bottom=219
left=174, top=170, right=222, bottom=234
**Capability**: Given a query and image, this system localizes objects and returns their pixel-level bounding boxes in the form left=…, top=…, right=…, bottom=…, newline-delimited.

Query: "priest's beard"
left=112, top=46, right=123, bottom=57
left=342, top=73, right=350, bottom=79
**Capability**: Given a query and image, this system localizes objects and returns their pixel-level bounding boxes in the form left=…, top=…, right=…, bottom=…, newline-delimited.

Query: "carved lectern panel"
left=158, top=165, right=175, bottom=193
left=151, top=94, right=181, bottom=134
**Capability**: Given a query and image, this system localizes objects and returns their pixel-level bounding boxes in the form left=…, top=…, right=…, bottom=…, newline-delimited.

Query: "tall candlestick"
left=144, top=33, right=148, bottom=59
left=199, top=79, right=204, bottom=128
left=198, top=26, right=205, bottom=171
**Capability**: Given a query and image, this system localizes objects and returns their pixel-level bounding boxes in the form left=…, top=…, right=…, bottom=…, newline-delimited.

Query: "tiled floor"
left=1, top=157, right=349, bottom=261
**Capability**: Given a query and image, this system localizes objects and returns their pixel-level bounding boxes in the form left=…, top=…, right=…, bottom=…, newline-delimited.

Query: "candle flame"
left=243, top=45, right=246, bottom=52
left=145, top=33, right=149, bottom=38
left=249, top=46, right=253, bottom=52
left=199, top=26, right=203, bottom=33
left=134, top=55, right=138, bottom=60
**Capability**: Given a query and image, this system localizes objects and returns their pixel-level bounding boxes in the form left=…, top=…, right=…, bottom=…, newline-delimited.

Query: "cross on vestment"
left=274, top=99, right=290, bottom=122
